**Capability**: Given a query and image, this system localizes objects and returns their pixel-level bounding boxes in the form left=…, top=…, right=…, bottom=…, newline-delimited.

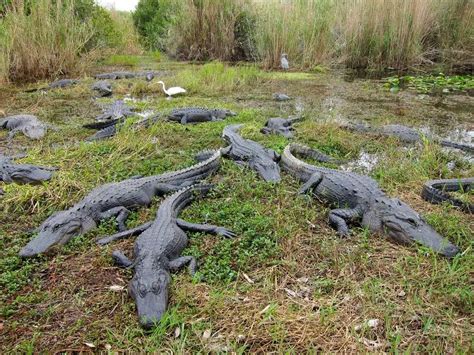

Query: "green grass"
left=1, top=57, right=473, bottom=353
left=104, top=54, right=141, bottom=67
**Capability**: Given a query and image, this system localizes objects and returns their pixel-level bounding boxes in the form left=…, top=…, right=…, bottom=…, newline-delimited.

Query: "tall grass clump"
left=109, top=10, right=143, bottom=55
left=167, top=0, right=257, bottom=61
left=1, top=0, right=94, bottom=83
left=255, top=0, right=335, bottom=70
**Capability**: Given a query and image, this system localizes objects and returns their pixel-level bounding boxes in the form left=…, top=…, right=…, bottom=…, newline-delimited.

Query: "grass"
left=1, top=57, right=473, bottom=352
left=104, top=54, right=141, bottom=67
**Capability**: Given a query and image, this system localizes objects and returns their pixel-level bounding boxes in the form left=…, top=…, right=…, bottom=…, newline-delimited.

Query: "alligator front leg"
left=328, top=208, right=361, bottom=237
left=96, top=221, right=153, bottom=245
left=169, top=256, right=197, bottom=275
left=112, top=250, right=134, bottom=268
left=177, top=219, right=236, bottom=238
left=100, top=206, right=131, bottom=231
left=299, top=172, right=323, bottom=195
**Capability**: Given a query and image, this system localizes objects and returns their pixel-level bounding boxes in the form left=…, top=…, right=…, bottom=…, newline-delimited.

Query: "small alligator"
left=222, top=124, right=281, bottom=182
left=19, top=150, right=222, bottom=257
left=273, top=93, right=291, bottom=101
left=281, top=143, right=460, bottom=257
left=261, top=116, right=303, bottom=138
left=1, top=155, right=55, bottom=184
left=94, top=100, right=134, bottom=122
left=92, top=80, right=113, bottom=97
left=97, top=184, right=236, bottom=329
left=421, top=178, right=473, bottom=213
left=167, top=107, right=236, bottom=124
left=94, top=71, right=158, bottom=80
left=345, top=123, right=474, bottom=153
left=0, top=115, right=47, bottom=139
left=24, top=79, right=79, bottom=92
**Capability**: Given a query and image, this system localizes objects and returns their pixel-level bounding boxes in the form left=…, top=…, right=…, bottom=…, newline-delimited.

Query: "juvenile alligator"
left=0, top=115, right=47, bottom=139
left=222, top=124, right=281, bottom=182
left=345, top=123, right=474, bottom=153
left=281, top=143, right=460, bottom=257
left=167, top=107, right=236, bottom=124
left=25, top=79, right=79, bottom=92
left=421, top=178, right=473, bottom=213
left=97, top=184, right=236, bottom=329
left=19, top=150, right=222, bottom=257
left=1, top=155, right=55, bottom=184
left=94, top=71, right=159, bottom=80
left=92, top=80, right=113, bottom=97
left=261, top=116, right=303, bottom=138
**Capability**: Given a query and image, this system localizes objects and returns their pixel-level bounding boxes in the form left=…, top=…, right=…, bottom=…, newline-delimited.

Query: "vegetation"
left=385, top=74, right=474, bottom=94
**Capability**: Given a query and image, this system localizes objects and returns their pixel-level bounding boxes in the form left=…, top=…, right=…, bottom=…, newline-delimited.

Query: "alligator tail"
left=83, top=119, right=120, bottom=130
left=421, top=179, right=473, bottom=214
left=289, top=143, right=344, bottom=164
left=440, top=140, right=474, bottom=154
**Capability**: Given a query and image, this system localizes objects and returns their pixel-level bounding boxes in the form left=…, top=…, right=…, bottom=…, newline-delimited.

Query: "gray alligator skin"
left=0, top=155, right=55, bottom=184
left=94, top=71, right=158, bottom=80
left=85, top=115, right=159, bottom=141
left=97, top=184, right=236, bottom=329
left=19, top=150, right=222, bottom=257
left=25, top=79, right=79, bottom=92
left=273, top=93, right=291, bottom=101
left=0, top=115, right=47, bottom=139
left=92, top=80, right=113, bottom=97
left=261, top=116, right=303, bottom=138
left=95, top=100, right=134, bottom=122
left=281, top=143, right=460, bottom=257
left=346, top=123, right=474, bottom=153
left=222, top=124, right=281, bottom=182
left=421, top=178, right=473, bottom=213
left=168, top=107, right=236, bottom=124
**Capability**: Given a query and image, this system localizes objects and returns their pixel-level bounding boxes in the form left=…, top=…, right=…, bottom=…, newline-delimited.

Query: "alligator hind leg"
left=100, top=206, right=131, bottom=231
left=328, top=208, right=361, bottom=237
left=112, top=250, right=134, bottom=268
left=169, top=256, right=197, bottom=275
left=299, top=172, right=323, bottom=195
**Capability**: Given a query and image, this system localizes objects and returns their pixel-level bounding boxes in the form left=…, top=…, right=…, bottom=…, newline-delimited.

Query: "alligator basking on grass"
left=273, top=93, right=291, bottom=101
left=94, top=100, right=135, bottom=122
left=24, top=79, right=79, bottom=92
left=345, top=123, right=474, bottom=153
left=261, top=116, right=303, bottom=138
left=167, top=107, right=236, bottom=124
left=94, top=71, right=159, bottom=80
left=0, top=115, right=47, bottom=139
left=97, top=184, right=236, bottom=329
left=421, top=178, right=473, bottom=213
left=220, top=124, right=281, bottom=182
left=19, top=150, right=222, bottom=257
left=85, top=115, right=160, bottom=141
left=281, top=143, right=460, bottom=257
left=1, top=155, right=55, bottom=184
left=92, top=80, right=113, bottom=97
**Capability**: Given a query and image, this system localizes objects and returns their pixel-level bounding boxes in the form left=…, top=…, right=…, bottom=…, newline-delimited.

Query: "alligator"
left=1, top=155, right=55, bottom=184
left=94, top=71, right=159, bottom=80
left=85, top=115, right=160, bottom=141
left=24, top=79, right=79, bottom=92
left=96, top=184, right=236, bottom=329
left=19, top=150, right=222, bottom=257
left=260, top=116, right=303, bottom=138
left=281, top=143, right=460, bottom=257
left=221, top=124, right=281, bottom=182
left=167, top=107, right=236, bottom=124
left=0, top=115, right=47, bottom=139
left=345, top=123, right=474, bottom=153
left=92, top=80, right=113, bottom=97
left=273, top=93, right=291, bottom=101
left=94, top=100, right=134, bottom=122
left=421, top=178, right=473, bottom=213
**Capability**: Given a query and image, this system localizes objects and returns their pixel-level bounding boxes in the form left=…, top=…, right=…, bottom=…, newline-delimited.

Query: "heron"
left=157, top=81, right=186, bottom=99
left=280, top=53, right=289, bottom=70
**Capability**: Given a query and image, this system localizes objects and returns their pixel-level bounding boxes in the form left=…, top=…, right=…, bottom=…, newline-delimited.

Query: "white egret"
left=157, top=81, right=186, bottom=99
left=280, top=53, right=289, bottom=70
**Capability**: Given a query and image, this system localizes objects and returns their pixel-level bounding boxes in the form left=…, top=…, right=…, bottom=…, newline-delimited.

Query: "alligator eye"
left=138, top=284, right=147, bottom=297
left=406, top=218, right=418, bottom=227
left=151, top=281, right=161, bottom=294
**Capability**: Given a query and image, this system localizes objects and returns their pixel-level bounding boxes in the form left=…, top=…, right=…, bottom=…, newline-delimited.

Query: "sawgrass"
left=1, top=57, right=473, bottom=352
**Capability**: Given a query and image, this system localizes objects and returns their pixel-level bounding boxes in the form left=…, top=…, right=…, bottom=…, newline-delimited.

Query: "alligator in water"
left=261, top=116, right=303, bottom=138
left=281, top=143, right=460, bottom=257
left=25, top=79, right=79, bottom=92
left=94, top=71, right=159, bottom=80
left=421, top=178, right=473, bottom=214
left=0, top=115, right=47, bottom=139
left=97, top=184, right=236, bottom=329
left=1, top=155, right=55, bottom=185
left=345, top=123, right=474, bottom=153
left=19, top=150, right=222, bottom=257
left=92, top=80, right=113, bottom=97
left=167, top=107, right=236, bottom=124
left=221, top=124, right=281, bottom=182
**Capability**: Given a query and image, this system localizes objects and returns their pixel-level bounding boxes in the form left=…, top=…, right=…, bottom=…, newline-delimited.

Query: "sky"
left=96, top=0, right=139, bottom=12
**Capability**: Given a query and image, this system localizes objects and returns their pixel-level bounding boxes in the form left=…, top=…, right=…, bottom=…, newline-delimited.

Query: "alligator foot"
left=97, top=221, right=154, bottom=245
left=169, top=256, right=197, bottom=275
left=112, top=250, right=134, bottom=268
left=298, top=172, right=323, bottom=195
left=328, top=208, right=361, bottom=237
left=100, top=206, right=131, bottom=232
left=177, top=219, right=237, bottom=238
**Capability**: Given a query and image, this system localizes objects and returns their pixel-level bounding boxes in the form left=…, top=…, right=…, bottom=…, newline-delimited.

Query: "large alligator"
left=94, top=71, right=159, bottom=81
left=421, top=178, right=473, bottom=213
left=25, top=79, right=79, bottom=92
left=92, top=80, right=113, bottom=97
left=19, top=150, right=222, bottom=257
left=85, top=115, right=159, bottom=141
left=94, top=100, right=134, bottom=122
left=1, top=155, right=55, bottom=184
left=221, top=124, right=281, bottom=182
left=167, top=107, right=236, bottom=124
left=0, top=115, right=47, bottom=139
left=345, top=123, right=474, bottom=153
left=261, top=116, right=303, bottom=138
left=281, top=143, right=460, bottom=257
left=97, top=184, right=236, bottom=329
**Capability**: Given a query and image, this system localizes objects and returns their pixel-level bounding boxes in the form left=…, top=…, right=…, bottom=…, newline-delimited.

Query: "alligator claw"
left=215, top=227, right=237, bottom=238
